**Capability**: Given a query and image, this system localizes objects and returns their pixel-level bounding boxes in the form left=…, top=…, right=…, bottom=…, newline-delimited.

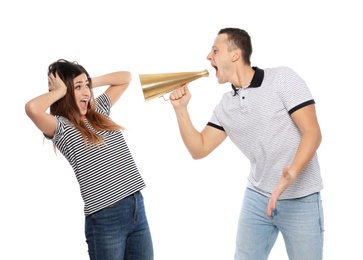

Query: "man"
left=169, top=28, right=324, bottom=260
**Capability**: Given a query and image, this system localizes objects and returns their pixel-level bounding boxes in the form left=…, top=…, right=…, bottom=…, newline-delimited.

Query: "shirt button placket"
left=239, top=88, right=247, bottom=112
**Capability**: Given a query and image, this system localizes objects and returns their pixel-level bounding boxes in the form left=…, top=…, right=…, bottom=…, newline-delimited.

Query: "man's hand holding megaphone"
left=169, top=83, right=191, bottom=108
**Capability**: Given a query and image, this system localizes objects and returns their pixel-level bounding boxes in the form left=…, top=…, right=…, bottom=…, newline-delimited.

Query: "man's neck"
left=235, top=65, right=255, bottom=88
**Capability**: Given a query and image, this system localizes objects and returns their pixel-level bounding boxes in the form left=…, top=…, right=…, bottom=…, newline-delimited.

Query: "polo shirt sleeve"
left=276, top=66, right=315, bottom=115
left=207, top=107, right=225, bottom=131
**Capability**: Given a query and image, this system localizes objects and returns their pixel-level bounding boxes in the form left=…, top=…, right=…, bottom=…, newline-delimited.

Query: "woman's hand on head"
left=48, top=72, right=67, bottom=94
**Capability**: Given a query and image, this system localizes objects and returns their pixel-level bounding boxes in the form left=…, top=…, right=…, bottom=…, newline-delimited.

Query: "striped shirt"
left=48, top=93, right=146, bottom=216
left=208, top=66, right=323, bottom=199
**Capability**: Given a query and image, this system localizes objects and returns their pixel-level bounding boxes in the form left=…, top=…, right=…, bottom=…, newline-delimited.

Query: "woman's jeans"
left=235, top=188, right=324, bottom=260
left=85, top=191, right=153, bottom=260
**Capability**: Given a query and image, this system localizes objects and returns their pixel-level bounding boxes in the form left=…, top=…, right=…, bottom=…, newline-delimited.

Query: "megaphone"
left=139, top=69, right=209, bottom=101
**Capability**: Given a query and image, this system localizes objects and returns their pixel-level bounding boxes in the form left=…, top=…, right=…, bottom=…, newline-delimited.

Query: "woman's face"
left=73, top=73, right=91, bottom=116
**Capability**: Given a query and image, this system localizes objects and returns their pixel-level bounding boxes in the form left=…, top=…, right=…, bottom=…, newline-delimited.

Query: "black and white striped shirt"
left=208, top=66, right=323, bottom=199
left=49, top=93, right=145, bottom=216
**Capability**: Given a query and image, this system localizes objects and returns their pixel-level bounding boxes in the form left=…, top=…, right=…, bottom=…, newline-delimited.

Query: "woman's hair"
left=218, top=28, right=252, bottom=65
left=48, top=59, right=123, bottom=145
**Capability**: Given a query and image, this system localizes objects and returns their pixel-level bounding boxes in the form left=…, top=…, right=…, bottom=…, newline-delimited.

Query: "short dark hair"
left=218, top=28, right=252, bottom=65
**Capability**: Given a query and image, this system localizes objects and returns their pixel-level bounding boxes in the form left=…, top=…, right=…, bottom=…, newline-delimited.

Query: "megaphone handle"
left=161, top=95, right=170, bottom=101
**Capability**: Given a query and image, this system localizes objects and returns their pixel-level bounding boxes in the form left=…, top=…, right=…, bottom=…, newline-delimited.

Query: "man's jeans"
left=85, top=191, right=153, bottom=260
left=235, top=188, right=324, bottom=260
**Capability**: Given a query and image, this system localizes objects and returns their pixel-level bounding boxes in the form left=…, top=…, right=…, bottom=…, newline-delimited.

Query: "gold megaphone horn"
left=139, top=69, right=209, bottom=101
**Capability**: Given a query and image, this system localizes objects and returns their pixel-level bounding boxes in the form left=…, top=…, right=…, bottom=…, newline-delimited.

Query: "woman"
left=25, top=59, right=153, bottom=260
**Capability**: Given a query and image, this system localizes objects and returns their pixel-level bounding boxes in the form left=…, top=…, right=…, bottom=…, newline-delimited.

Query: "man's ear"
left=231, top=49, right=241, bottom=62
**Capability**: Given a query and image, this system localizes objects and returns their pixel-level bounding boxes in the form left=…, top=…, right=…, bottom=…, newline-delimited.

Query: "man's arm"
left=266, top=104, right=322, bottom=217
left=170, top=84, right=227, bottom=159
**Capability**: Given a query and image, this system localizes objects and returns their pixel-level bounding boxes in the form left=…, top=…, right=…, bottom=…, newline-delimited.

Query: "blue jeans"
left=235, top=188, right=324, bottom=260
left=85, top=191, right=153, bottom=260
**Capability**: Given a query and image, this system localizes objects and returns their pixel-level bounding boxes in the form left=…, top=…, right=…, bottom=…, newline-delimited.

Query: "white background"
left=1, top=0, right=362, bottom=259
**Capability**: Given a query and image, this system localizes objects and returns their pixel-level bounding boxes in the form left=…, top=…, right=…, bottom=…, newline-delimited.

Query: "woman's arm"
left=92, top=71, right=132, bottom=107
left=25, top=72, right=67, bottom=138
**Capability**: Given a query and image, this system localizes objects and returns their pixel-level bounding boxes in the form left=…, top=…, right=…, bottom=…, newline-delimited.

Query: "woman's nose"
left=82, top=86, right=90, bottom=94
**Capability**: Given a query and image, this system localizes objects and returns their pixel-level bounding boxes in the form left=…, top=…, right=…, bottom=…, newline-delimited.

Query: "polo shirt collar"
left=231, top=66, right=264, bottom=94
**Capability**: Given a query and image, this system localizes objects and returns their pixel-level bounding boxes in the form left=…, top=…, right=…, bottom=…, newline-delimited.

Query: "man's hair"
left=218, top=28, right=252, bottom=65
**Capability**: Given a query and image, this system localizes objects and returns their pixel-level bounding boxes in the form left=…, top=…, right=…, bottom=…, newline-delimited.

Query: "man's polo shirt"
left=208, top=66, right=323, bottom=199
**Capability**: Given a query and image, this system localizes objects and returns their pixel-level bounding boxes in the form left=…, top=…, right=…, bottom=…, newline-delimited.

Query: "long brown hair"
left=48, top=59, right=123, bottom=145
